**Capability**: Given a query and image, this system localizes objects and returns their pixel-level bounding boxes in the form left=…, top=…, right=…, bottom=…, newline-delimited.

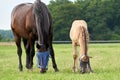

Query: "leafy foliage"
left=1, top=0, right=120, bottom=41
left=0, top=30, right=13, bottom=41
left=48, top=0, right=120, bottom=40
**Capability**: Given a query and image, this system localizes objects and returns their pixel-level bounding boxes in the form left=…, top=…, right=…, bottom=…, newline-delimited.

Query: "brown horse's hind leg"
left=14, top=35, right=23, bottom=71
left=29, top=40, right=35, bottom=70
left=23, top=38, right=30, bottom=69
left=72, top=42, right=78, bottom=72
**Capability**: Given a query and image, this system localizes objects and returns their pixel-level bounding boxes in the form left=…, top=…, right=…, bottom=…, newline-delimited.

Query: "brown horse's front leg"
left=25, top=37, right=35, bottom=70
left=29, top=40, right=35, bottom=70
left=49, top=43, right=59, bottom=72
left=23, top=39, right=31, bottom=70
left=50, top=47, right=59, bottom=72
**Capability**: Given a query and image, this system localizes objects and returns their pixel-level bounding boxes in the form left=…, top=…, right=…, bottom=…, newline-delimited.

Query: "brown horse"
left=70, top=20, right=93, bottom=73
left=11, top=0, right=58, bottom=72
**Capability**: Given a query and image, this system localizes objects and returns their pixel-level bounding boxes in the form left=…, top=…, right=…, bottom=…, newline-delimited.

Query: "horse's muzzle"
left=36, top=50, right=50, bottom=73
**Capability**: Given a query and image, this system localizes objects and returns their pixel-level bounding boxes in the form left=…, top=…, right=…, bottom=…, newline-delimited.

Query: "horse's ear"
left=36, top=42, right=40, bottom=49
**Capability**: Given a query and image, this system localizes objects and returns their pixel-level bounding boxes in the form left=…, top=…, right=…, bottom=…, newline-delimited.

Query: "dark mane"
left=33, top=0, right=50, bottom=46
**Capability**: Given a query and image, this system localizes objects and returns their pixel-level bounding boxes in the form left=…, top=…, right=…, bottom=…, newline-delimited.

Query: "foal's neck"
left=79, top=27, right=88, bottom=57
left=80, top=39, right=88, bottom=57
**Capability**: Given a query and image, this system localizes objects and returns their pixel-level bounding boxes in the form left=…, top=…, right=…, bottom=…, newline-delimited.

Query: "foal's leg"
left=72, top=42, right=78, bottom=72
left=15, top=35, right=23, bottom=71
left=88, top=60, right=93, bottom=73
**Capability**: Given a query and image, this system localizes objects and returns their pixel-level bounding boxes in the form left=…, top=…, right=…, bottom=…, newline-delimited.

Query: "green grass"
left=0, top=43, right=120, bottom=80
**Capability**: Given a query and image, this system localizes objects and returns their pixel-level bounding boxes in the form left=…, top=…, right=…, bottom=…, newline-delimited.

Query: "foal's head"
left=80, top=55, right=92, bottom=74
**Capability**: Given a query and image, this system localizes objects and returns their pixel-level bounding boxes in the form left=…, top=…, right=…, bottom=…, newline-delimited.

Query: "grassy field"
left=0, top=43, right=120, bottom=80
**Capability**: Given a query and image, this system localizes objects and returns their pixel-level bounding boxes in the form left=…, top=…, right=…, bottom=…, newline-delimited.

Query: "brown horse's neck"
left=79, top=26, right=88, bottom=57
left=33, top=0, right=49, bottom=45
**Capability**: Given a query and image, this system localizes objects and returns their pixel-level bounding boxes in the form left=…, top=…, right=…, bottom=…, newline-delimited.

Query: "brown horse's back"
left=11, top=3, right=36, bottom=39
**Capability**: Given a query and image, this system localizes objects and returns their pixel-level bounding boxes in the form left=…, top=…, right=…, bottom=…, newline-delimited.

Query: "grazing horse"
left=70, top=20, right=93, bottom=73
left=11, top=0, right=59, bottom=72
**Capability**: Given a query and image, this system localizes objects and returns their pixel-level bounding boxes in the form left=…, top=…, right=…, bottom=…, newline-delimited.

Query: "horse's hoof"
left=40, top=68, right=47, bottom=73
left=19, top=69, right=23, bottom=72
left=72, top=67, right=78, bottom=73
left=90, top=71, right=93, bottom=74
left=80, top=70, right=85, bottom=74
left=19, top=68, right=23, bottom=71
left=27, top=68, right=33, bottom=72
left=19, top=65, right=23, bottom=71
left=26, top=65, right=32, bottom=69
left=81, top=72, right=85, bottom=74
left=54, top=68, right=59, bottom=72
left=55, top=68, right=59, bottom=72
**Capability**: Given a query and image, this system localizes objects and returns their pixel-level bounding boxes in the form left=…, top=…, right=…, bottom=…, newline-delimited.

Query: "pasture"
left=0, top=42, right=120, bottom=80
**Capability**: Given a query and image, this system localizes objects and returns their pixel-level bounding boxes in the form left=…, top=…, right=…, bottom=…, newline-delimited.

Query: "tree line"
left=0, top=0, right=120, bottom=42
left=0, top=30, right=13, bottom=42
left=48, top=0, right=120, bottom=41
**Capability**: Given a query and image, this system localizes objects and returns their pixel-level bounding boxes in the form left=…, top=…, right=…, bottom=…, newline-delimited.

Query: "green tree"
left=49, top=0, right=78, bottom=40
left=0, top=34, right=3, bottom=41
left=48, top=0, right=120, bottom=40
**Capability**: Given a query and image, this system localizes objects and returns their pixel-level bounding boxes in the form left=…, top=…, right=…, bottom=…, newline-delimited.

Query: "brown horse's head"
left=80, top=55, right=92, bottom=74
left=33, top=0, right=51, bottom=51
